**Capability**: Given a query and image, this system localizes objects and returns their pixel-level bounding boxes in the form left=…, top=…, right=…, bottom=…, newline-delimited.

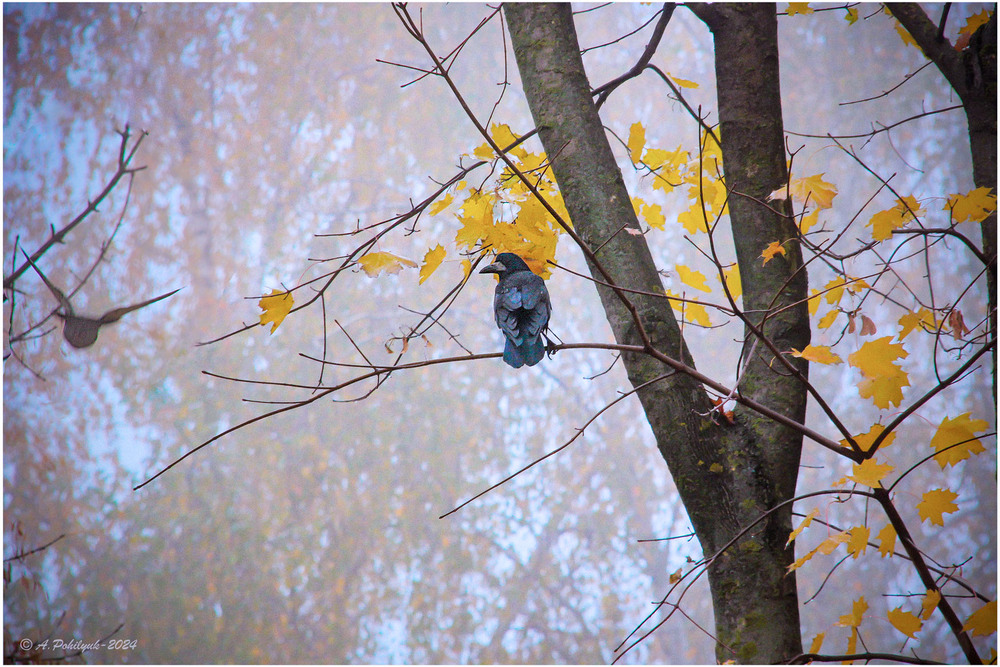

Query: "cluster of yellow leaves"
left=946, top=186, right=997, bottom=222
left=445, top=123, right=568, bottom=279
left=258, top=288, right=294, bottom=333
left=848, top=337, right=910, bottom=409
left=811, top=275, right=871, bottom=331
left=816, top=591, right=994, bottom=650
left=628, top=122, right=727, bottom=235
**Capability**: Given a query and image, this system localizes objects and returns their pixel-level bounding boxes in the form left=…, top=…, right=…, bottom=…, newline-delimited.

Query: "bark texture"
left=506, top=3, right=806, bottom=662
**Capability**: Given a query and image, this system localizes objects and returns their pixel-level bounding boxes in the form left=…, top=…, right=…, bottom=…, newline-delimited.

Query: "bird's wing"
left=99, top=287, right=183, bottom=323
left=494, top=272, right=550, bottom=342
left=20, top=250, right=72, bottom=314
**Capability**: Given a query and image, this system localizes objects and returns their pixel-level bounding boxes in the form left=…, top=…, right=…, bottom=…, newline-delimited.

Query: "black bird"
left=479, top=252, right=551, bottom=368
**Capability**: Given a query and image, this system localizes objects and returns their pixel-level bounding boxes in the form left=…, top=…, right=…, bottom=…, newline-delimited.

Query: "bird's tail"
left=504, top=335, right=544, bottom=368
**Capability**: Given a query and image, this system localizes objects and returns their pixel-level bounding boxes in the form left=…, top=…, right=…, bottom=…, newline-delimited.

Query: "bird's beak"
left=479, top=260, right=505, bottom=274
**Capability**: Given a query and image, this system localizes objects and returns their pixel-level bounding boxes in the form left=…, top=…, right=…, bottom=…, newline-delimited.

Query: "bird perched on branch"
left=479, top=252, right=551, bottom=368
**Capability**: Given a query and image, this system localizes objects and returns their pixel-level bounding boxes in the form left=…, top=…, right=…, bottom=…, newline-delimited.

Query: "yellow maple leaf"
left=357, top=251, right=419, bottom=277
left=946, top=186, right=997, bottom=223
left=418, top=245, right=446, bottom=285
left=258, top=288, right=294, bottom=334
left=963, top=600, right=997, bottom=638
left=473, top=141, right=494, bottom=161
left=627, top=122, right=645, bottom=165
left=786, top=2, right=813, bottom=16
left=920, top=589, right=941, bottom=620
left=787, top=507, right=820, bottom=545
left=788, top=173, right=837, bottom=209
left=807, top=289, right=822, bottom=316
left=846, top=525, right=869, bottom=558
left=809, top=632, right=824, bottom=654
left=836, top=596, right=868, bottom=628
left=887, top=607, right=922, bottom=638
left=917, top=488, right=959, bottom=526
left=818, top=531, right=850, bottom=555
left=490, top=122, right=522, bottom=156
left=848, top=458, right=894, bottom=489
left=848, top=337, right=910, bottom=409
left=641, top=201, right=667, bottom=230
left=930, top=413, right=988, bottom=468
left=667, top=71, right=699, bottom=89
left=824, top=276, right=848, bottom=305
left=867, top=195, right=926, bottom=241
left=845, top=7, right=858, bottom=24
left=667, top=290, right=712, bottom=327
left=676, top=265, right=712, bottom=293
left=897, top=307, right=936, bottom=340
left=723, top=264, right=742, bottom=300
left=678, top=205, right=710, bottom=235
left=857, top=369, right=910, bottom=409
left=849, top=336, right=908, bottom=376
left=845, top=626, right=858, bottom=656
left=817, top=309, right=839, bottom=330
left=799, top=209, right=819, bottom=234
left=790, top=344, right=842, bottom=365
left=958, top=10, right=993, bottom=38
left=894, top=21, right=920, bottom=49
left=761, top=241, right=786, bottom=265
left=876, top=522, right=896, bottom=558
left=429, top=193, right=454, bottom=216
left=841, top=423, right=895, bottom=453
left=461, top=259, right=473, bottom=281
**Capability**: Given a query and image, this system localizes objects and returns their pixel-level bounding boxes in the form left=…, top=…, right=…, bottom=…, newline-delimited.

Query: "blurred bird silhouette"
left=22, top=251, right=181, bottom=348
left=479, top=252, right=551, bottom=368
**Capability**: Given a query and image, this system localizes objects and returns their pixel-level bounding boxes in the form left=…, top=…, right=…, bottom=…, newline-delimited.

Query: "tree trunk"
left=505, top=3, right=805, bottom=662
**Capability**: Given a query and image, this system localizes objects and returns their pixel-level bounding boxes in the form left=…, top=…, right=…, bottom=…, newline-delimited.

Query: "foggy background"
left=4, top=3, right=995, bottom=663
